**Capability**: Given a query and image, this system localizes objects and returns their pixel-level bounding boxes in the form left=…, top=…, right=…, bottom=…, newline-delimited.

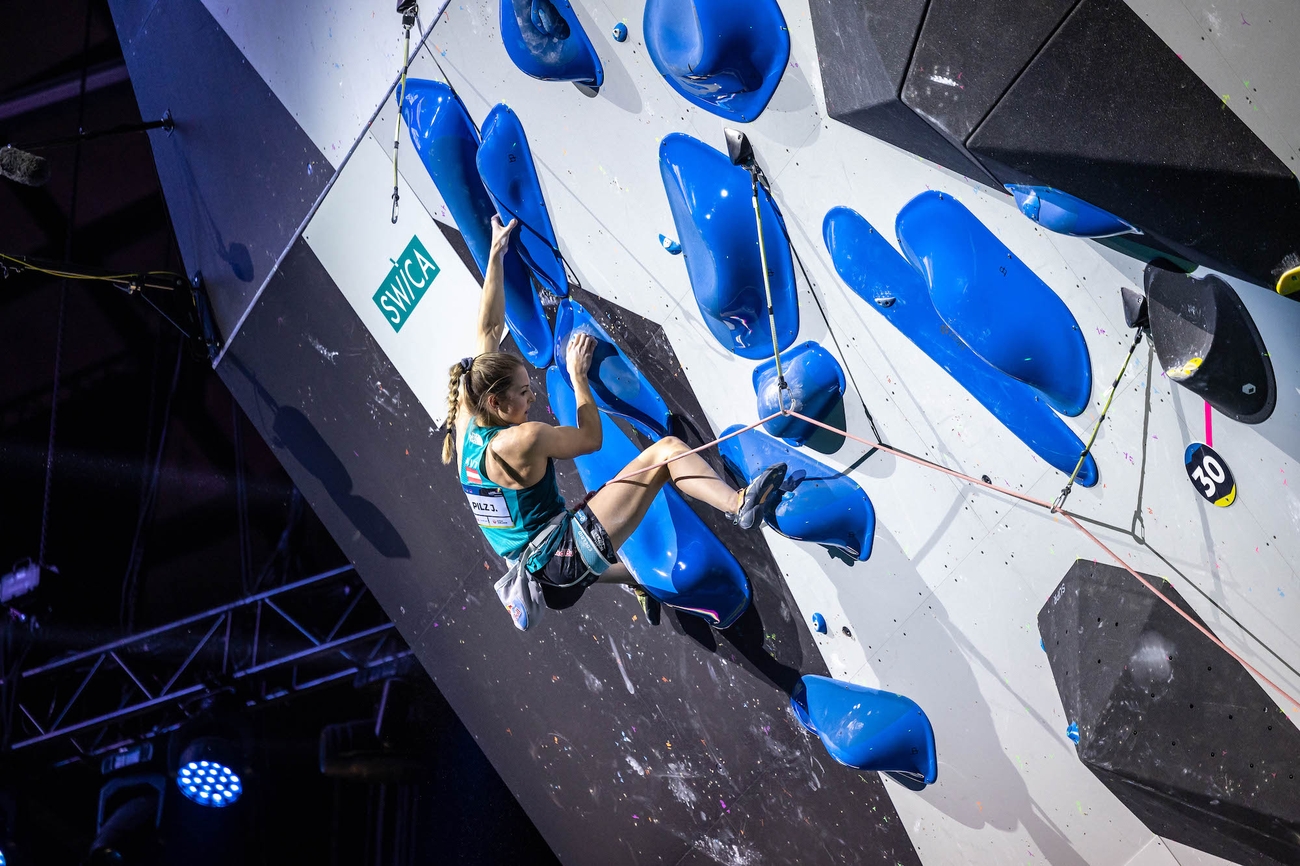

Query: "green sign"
left=372, top=235, right=439, bottom=332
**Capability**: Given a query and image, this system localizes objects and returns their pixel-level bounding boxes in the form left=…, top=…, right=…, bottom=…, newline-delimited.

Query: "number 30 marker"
left=1184, top=443, right=1236, bottom=507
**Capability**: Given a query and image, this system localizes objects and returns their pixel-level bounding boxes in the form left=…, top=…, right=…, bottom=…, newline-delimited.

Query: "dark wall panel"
left=967, top=0, right=1300, bottom=285
left=108, top=0, right=331, bottom=340
left=217, top=235, right=922, bottom=865
left=901, top=0, right=1077, bottom=143
left=808, top=0, right=998, bottom=183
left=1039, top=560, right=1300, bottom=866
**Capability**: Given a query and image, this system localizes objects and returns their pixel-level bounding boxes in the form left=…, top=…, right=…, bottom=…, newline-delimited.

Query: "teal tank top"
left=459, top=419, right=566, bottom=561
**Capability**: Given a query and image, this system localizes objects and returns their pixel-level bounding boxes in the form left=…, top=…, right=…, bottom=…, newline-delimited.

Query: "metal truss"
left=4, top=565, right=410, bottom=762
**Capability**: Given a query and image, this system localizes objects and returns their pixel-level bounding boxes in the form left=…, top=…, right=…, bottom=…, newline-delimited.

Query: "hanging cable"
left=234, top=402, right=253, bottom=595
left=392, top=2, right=418, bottom=223
left=1053, top=326, right=1145, bottom=511
left=0, top=252, right=185, bottom=290
left=725, top=127, right=886, bottom=446
left=119, top=339, right=185, bottom=631
left=37, top=1, right=95, bottom=570
left=786, top=236, right=885, bottom=446
left=748, top=167, right=789, bottom=411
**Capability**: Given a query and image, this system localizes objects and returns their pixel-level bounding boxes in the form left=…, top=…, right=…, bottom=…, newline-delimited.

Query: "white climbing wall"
left=198, top=1, right=1300, bottom=863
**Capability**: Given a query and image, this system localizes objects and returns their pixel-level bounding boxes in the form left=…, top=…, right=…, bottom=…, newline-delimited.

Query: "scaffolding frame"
left=3, top=565, right=410, bottom=762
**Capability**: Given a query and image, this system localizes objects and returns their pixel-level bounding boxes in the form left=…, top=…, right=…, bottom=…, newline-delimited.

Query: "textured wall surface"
left=111, top=0, right=1300, bottom=863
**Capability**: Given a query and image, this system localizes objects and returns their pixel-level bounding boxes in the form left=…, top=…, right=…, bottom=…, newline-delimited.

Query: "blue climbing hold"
left=643, top=0, right=790, bottom=122
left=811, top=612, right=827, bottom=634
left=498, top=0, right=603, bottom=87
left=399, top=80, right=552, bottom=367
left=1066, top=721, right=1080, bottom=744
left=823, top=206, right=1098, bottom=486
left=552, top=299, right=672, bottom=439
left=547, top=368, right=751, bottom=627
left=659, top=133, right=799, bottom=360
left=1007, top=185, right=1138, bottom=238
left=895, top=192, right=1092, bottom=418
left=612, top=21, right=628, bottom=42
left=753, top=341, right=845, bottom=446
left=717, top=424, right=874, bottom=561
left=790, top=674, right=938, bottom=783
left=477, top=104, right=569, bottom=297
left=659, top=234, right=682, bottom=255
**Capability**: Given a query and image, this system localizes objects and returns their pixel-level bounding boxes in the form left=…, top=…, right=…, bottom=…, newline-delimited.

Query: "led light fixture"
left=175, top=738, right=243, bottom=808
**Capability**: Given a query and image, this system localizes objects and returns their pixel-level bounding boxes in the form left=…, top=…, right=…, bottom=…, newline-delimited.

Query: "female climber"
left=442, top=216, right=786, bottom=624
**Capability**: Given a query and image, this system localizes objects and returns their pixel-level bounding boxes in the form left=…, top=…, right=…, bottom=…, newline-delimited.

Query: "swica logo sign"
left=373, top=235, right=439, bottom=332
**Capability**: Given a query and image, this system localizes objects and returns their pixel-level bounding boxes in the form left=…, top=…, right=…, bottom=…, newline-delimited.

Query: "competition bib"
left=463, top=484, right=516, bottom=528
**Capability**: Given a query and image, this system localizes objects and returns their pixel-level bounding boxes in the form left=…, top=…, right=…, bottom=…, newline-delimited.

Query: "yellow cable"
left=0, top=252, right=184, bottom=288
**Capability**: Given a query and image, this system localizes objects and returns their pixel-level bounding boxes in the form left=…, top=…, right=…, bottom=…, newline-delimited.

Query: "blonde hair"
left=441, top=352, right=525, bottom=464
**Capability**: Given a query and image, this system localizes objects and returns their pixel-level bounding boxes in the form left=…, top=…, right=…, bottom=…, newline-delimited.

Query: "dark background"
left=0, top=2, right=558, bottom=863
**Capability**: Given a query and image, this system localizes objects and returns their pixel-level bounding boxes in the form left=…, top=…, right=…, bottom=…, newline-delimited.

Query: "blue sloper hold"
left=823, top=207, right=1098, bottom=486
left=659, top=133, right=799, bottom=360
left=498, top=0, right=603, bottom=87
left=643, top=0, right=789, bottom=122
left=552, top=299, right=672, bottom=439
left=717, top=424, right=874, bottom=561
left=1007, top=185, right=1139, bottom=238
left=791, top=674, right=938, bottom=784
left=546, top=367, right=751, bottom=627
left=400, top=81, right=553, bottom=367
left=753, top=341, right=845, bottom=446
left=477, top=104, right=570, bottom=297
left=895, top=191, right=1092, bottom=418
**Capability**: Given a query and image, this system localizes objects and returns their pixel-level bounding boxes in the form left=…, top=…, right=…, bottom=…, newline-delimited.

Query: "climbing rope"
left=752, top=170, right=887, bottom=446
left=401, top=63, right=1294, bottom=710
left=578, top=397, right=1299, bottom=712
left=1053, top=326, right=1145, bottom=511
left=561, top=236, right=1300, bottom=712
left=391, top=2, right=418, bottom=224
left=748, top=168, right=789, bottom=412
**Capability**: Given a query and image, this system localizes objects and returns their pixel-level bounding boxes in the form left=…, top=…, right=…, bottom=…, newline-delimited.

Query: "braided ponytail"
left=442, top=351, right=526, bottom=466
left=441, top=358, right=471, bottom=465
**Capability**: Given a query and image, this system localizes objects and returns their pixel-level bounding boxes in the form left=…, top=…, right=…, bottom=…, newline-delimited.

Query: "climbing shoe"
left=734, top=463, right=787, bottom=530
left=633, top=587, right=661, bottom=626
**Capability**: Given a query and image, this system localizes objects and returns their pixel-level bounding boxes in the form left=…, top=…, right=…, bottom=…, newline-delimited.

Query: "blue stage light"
left=176, top=757, right=242, bottom=807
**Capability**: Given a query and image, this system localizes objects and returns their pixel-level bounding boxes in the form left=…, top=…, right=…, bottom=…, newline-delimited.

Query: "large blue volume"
left=1006, top=185, right=1138, bottom=238
left=791, top=674, right=938, bottom=784
left=753, top=341, right=845, bottom=446
left=659, top=133, right=799, bottom=360
left=717, top=424, right=874, bottom=561
left=477, top=104, right=570, bottom=297
left=643, top=0, right=789, bottom=122
left=895, top=192, right=1092, bottom=418
left=400, top=81, right=553, bottom=367
left=546, top=368, right=750, bottom=627
left=552, top=299, right=672, bottom=439
left=498, top=0, right=603, bottom=87
left=823, top=207, right=1098, bottom=486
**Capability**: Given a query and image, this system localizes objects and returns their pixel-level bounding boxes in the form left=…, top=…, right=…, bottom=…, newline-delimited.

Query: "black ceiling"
left=0, top=4, right=557, bottom=864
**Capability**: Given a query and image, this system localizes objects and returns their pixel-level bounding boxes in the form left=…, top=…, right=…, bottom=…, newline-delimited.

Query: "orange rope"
left=568, top=410, right=784, bottom=511
left=782, top=408, right=1300, bottom=714
left=586, top=402, right=1299, bottom=712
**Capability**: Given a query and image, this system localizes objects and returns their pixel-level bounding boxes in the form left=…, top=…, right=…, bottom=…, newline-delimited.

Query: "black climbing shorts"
left=531, top=506, right=617, bottom=610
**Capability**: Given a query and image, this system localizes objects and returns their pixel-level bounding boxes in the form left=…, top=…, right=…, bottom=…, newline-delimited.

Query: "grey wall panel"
left=967, top=0, right=1300, bottom=285
left=1040, top=560, right=1300, bottom=866
left=901, top=0, right=1077, bottom=143
left=808, top=0, right=999, bottom=183
left=108, top=0, right=331, bottom=340
left=216, top=236, right=922, bottom=866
